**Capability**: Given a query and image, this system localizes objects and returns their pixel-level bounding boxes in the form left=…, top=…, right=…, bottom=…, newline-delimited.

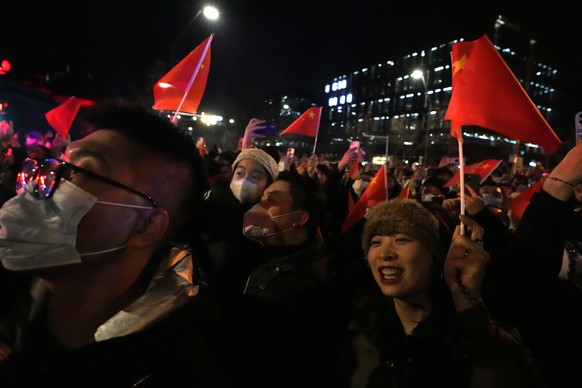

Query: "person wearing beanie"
left=341, top=199, right=545, bottom=388
left=230, top=148, right=279, bottom=204
left=198, top=147, right=279, bottom=288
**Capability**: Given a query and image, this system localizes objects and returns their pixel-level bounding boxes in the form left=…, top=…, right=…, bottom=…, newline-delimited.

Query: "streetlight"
left=362, top=133, right=389, bottom=163
left=170, top=5, right=219, bottom=66
left=411, top=69, right=430, bottom=166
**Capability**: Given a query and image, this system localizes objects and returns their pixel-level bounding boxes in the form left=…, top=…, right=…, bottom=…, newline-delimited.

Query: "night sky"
left=2, top=1, right=580, bottom=121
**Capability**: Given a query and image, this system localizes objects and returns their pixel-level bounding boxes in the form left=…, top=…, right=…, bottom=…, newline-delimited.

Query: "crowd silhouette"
left=0, top=102, right=580, bottom=387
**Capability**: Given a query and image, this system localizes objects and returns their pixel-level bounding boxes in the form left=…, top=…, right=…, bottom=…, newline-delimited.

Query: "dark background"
left=2, top=1, right=580, bottom=126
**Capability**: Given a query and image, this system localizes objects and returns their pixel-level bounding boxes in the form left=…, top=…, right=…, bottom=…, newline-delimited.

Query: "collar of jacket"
left=244, top=241, right=329, bottom=294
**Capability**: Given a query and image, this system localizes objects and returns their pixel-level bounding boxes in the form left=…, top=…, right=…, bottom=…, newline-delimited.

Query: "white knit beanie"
left=232, top=148, right=279, bottom=182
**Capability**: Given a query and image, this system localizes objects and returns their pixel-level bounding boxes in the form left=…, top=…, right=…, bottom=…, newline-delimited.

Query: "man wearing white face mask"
left=198, top=147, right=279, bottom=283
left=0, top=100, right=232, bottom=387
left=208, top=170, right=347, bottom=388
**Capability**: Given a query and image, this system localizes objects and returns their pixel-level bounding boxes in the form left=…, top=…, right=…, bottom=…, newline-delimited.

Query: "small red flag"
left=510, top=178, right=545, bottom=223
left=153, top=34, right=213, bottom=114
left=398, top=180, right=411, bottom=199
left=342, top=165, right=387, bottom=233
left=443, top=159, right=502, bottom=188
left=348, top=148, right=364, bottom=180
left=445, top=35, right=562, bottom=154
left=280, top=107, right=322, bottom=137
left=45, top=96, right=95, bottom=139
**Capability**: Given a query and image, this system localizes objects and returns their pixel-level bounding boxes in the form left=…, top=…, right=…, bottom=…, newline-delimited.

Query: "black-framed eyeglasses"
left=16, top=158, right=158, bottom=208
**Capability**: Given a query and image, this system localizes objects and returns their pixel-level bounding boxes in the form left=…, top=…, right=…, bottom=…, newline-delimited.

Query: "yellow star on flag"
left=452, top=53, right=467, bottom=76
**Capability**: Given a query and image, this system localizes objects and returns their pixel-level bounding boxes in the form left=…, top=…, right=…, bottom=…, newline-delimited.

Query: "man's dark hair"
left=276, top=170, right=326, bottom=236
left=79, top=99, right=208, bottom=235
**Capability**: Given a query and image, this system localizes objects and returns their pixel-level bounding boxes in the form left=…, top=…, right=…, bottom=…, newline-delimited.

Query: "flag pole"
left=383, top=163, right=389, bottom=200
left=311, top=109, right=322, bottom=155
left=171, top=34, right=214, bottom=125
left=457, top=129, right=466, bottom=236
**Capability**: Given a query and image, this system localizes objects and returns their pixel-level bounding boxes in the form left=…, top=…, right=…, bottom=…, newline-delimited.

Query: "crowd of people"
left=0, top=99, right=580, bottom=387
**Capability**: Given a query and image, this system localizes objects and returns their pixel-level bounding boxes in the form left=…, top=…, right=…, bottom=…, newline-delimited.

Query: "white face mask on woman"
left=352, top=179, right=369, bottom=196
left=230, top=179, right=261, bottom=204
left=0, top=180, right=148, bottom=271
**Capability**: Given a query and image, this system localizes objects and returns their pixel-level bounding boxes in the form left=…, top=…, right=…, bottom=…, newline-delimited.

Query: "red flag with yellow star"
left=153, top=34, right=213, bottom=114
left=280, top=107, right=322, bottom=137
left=443, top=159, right=502, bottom=187
left=445, top=34, right=562, bottom=154
left=342, top=165, right=386, bottom=233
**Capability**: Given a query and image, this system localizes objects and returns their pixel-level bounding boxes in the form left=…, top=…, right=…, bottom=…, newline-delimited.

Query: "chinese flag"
left=45, top=96, right=95, bottom=139
left=348, top=148, right=364, bottom=180
left=342, top=165, right=386, bottom=233
left=443, top=159, right=502, bottom=187
left=153, top=34, right=213, bottom=114
left=398, top=180, right=411, bottom=199
left=510, top=178, right=545, bottom=223
left=280, top=107, right=322, bottom=137
left=445, top=35, right=562, bottom=154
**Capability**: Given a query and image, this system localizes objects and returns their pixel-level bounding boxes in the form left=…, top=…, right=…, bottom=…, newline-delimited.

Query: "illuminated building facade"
left=323, top=16, right=560, bottom=166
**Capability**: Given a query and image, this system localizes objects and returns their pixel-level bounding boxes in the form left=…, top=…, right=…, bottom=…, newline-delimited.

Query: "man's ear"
left=128, top=209, right=170, bottom=248
left=292, top=210, right=310, bottom=228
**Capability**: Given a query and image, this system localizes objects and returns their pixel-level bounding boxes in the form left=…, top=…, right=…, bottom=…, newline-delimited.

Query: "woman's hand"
left=543, top=142, right=582, bottom=201
left=444, top=214, right=489, bottom=312
left=337, top=147, right=358, bottom=171
left=463, top=184, right=485, bottom=216
left=241, top=118, right=267, bottom=149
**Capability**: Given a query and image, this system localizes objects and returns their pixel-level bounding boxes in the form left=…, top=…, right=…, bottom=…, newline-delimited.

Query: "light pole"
left=411, top=69, right=430, bottom=166
left=362, top=132, right=389, bottom=163
left=170, top=5, right=219, bottom=66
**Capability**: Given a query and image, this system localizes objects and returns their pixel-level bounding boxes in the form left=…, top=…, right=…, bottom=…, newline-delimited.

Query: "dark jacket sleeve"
left=496, top=189, right=572, bottom=282
left=453, top=306, right=547, bottom=388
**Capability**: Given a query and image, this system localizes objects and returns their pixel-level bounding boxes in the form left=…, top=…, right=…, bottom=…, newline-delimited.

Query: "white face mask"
left=352, top=179, right=369, bottom=196
left=230, top=179, right=261, bottom=204
left=0, top=180, right=151, bottom=271
left=242, top=204, right=301, bottom=244
left=421, top=193, right=435, bottom=203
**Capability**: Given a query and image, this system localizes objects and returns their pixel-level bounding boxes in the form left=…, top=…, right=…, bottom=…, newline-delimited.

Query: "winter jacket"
left=0, top=248, right=232, bottom=388
left=342, top=287, right=546, bottom=388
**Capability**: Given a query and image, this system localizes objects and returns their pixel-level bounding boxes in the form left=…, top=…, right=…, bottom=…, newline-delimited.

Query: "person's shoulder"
left=203, top=185, right=238, bottom=204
